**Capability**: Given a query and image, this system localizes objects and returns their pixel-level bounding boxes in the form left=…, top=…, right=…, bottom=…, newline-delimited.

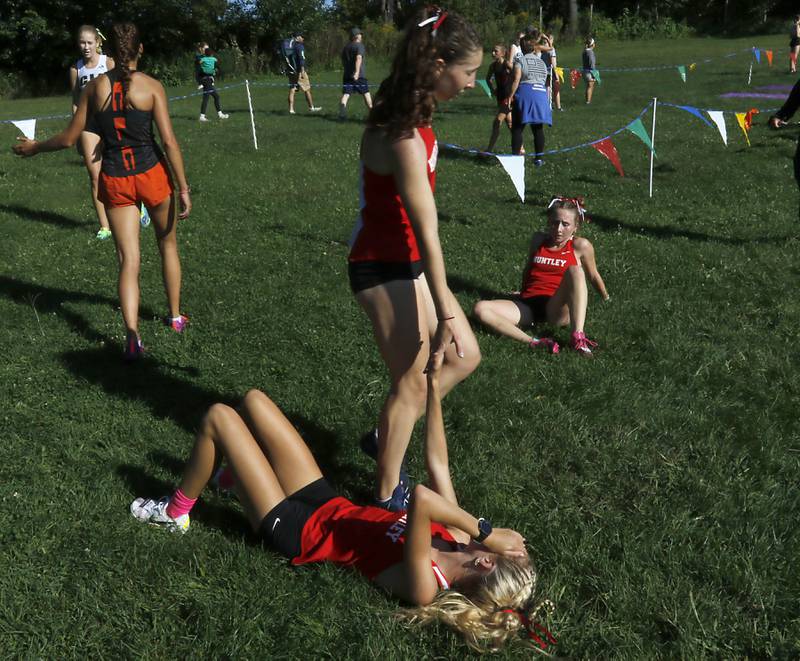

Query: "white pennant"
left=495, top=155, right=526, bottom=202
left=11, top=119, right=36, bottom=140
left=706, top=111, right=727, bottom=146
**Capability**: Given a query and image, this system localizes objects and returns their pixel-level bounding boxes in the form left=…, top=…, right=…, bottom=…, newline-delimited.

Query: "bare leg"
left=179, top=403, right=288, bottom=530
left=148, top=194, right=181, bottom=318
left=546, top=265, right=587, bottom=333
left=107, top=205, right=141, bottom=335
left=473, top=299, right=535, bottom=344
left=80, top=131, right=110, bottom=231
left=339, top=93, right=351, bottom=117
left=304, top=89, right=316, bottom=108
left=238, top=389, right=323, bottom=496
left=288, top=87, right=296, bottom=112
left=487, top=118, right=502, bottom=152
left=363, top=92, right=373, bottom=110
left=586, top=80, right=595, bottom=104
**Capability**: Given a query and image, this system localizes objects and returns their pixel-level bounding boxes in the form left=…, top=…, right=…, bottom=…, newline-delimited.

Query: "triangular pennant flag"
left=570, top=69, right=580, bottom=89
left=555, top=67, right=564, bottom=83
left=674, top=104, right=713, bottom=127
left=591, top=138, right=624, bottom=177
left=626, top=117, right=656, bottom=156
left=689, top=62, right=697, bottom=71
left=476, top=79, right=492, bottom=97
left=766, top=49, right=773, bottom=66
left=753, top=47, right=761, bottom=64
left=495, top=155, right=526, bottom=202
left=591, top=68, right=602, bottom=84
left=744, top=107, right=759, bottom=130
left=11, top=119, right=36, bottom=140
left=735, top=113, right=750, bottom=146
left=707, top=110, right=727, bottom=146
left=677, top=65, right=686, bottom=82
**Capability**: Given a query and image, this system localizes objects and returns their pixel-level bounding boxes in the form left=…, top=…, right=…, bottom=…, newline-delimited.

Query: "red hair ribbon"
left=547, top=196, right=588, bottom=222
left=418, top=8, right=448, bottom=36
left=501, top=609, right=558, bottom=649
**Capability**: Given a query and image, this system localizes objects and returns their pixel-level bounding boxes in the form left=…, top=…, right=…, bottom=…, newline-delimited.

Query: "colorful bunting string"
left=734, top=113, right=751, bottom=146
left=555, top=67, right=565, bottom=83
left=753, top=47, right=761, bottom=64
left=626, top=117, right=656, bottom=156
left=706, top=110, right=728, bottom=146
left=677, top=65, right=686, bottom=82
left=495, top=155, right=526, bottom=202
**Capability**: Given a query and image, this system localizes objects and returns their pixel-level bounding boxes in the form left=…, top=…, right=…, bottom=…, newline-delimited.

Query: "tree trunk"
left=568, top=0, right=578, bottom=38
left=383, top=0, right=395, bottom=24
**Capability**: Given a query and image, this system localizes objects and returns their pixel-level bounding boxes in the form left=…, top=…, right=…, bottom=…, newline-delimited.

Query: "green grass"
left=1, top=34, right=799, bottom=658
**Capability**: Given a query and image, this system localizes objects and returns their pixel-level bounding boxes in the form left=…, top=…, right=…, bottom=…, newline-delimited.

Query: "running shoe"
left=374, top=482, right=410, bottom=512
left=534, top=159, right=544, bottom=167
left=530, top=337, right=560, bottom=354
left=124, top=335, right=144, bottom=362
left=309, top=106, right=322, bottom=112
left=165, top=314, right=189, bottom=333
left=571, top=331, right=598, bottom=357
left=130, top=496, right=190, bottom=533
left=218, top=111, right=229, bottom=119
left=360, top=429, right=410, bottom=487
left=95, top=228, right=113, bottom=240
left=289, top=109, right=296, bottom=115
left=199, top=114, right=208, bottom=122
left=139, top=206, right=150, bottom=228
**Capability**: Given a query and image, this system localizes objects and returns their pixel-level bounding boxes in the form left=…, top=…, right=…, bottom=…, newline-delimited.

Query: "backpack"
left=272, top=38, right=296, bottom=75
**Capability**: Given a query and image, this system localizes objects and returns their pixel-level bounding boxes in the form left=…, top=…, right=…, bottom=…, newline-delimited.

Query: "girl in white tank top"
left=68, top=25, right=115, bottom=239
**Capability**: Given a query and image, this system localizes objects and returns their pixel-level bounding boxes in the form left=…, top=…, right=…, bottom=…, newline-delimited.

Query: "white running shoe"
left=130, top=496, right=190, bottom=533
left=199, top=114, right=208, bottom=122
left=309, top=106, right=322, bottom=112
left=218, top=111, right=229, bottom=119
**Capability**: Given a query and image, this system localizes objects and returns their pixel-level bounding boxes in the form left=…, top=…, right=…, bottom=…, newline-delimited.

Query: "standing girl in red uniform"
left=348, top=8, right=483, bottom=511
left=69, top=25, right=115, bottom=239
left=14, top=23, right=191, bottom=361
left=473, top=198, right=609, bottom=357
left=130, top=356, right=554, bottom=653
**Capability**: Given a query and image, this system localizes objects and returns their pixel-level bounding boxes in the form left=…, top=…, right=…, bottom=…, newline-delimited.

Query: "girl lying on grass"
left=130, top=357, right=555, bottom=653
left=473, top=197, right=609, bottom=357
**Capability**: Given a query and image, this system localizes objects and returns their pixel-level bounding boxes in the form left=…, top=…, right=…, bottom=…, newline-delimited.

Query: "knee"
left=395, top=372, right=428, bottom=413
left=118, top=251, right=141, bottom=272
left=472, top=300, right=491, bottom=323
left=241, top=388, right=269, bottom=413
left=205, top=402, right=238, bottom=430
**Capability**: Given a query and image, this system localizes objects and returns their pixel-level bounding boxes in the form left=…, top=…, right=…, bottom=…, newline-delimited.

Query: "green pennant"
left=677, top=65, right=686, bottom=82
left=591, top=68, right=602, bottom=84
left=626, top=117, right=656, bottom=157
left=476, top=79, right=492, bottom=97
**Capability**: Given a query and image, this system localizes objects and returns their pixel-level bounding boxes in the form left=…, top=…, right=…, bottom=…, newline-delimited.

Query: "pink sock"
left=166, top=488, right=197, bottom=519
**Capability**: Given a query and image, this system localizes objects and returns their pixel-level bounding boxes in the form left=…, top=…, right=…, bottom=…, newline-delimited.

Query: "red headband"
left=501, top=609, right=558, bottom=650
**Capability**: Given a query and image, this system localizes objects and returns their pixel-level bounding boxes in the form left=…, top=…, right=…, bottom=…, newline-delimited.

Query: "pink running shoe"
left=530, top=337, right=560, bottom=354
left=571, top=331, right=598, bottom=357
left=124, top=334, right=144, bottom=362
left=165, top=314, right=189, bottom=333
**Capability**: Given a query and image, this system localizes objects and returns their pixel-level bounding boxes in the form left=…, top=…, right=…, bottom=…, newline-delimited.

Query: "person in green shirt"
left=198, top=47, right=229, bottom=121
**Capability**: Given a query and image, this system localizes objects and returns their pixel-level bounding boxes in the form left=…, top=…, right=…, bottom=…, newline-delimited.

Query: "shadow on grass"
left=448, top=272, right=508, bottom=302
left=589, top=213, right=795, bottom=245
left=261, top=221, right=349, bottom=248
left=0, top=203, right=85, bottom=229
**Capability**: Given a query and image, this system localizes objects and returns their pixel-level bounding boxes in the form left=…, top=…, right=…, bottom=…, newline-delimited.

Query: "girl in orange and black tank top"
left=346, top=9, right=484, bottom=512
left=473, top=198, right=610, bottom=357
left=12, top=22, right=192, bottom=362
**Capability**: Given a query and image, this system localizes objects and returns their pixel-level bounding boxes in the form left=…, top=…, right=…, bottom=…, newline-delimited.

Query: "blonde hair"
left=399, top=556, right=555, bottom=653
left=77, top=24, right=104, bottom=54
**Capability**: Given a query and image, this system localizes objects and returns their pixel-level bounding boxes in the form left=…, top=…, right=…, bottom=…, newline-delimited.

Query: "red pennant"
left=570, top=69, right=580, bottom=89
left=591, top=138, right=624, bottom=177
left=744, top=107, right=759, bottom=130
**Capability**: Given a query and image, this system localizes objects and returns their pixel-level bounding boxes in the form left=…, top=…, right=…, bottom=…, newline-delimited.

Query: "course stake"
left=246, top=79, right=258, bottom=150
left=649, top=98, right=657, bottom=198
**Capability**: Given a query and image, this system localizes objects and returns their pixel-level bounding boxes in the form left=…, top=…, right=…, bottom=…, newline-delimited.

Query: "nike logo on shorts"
left=271, top=517, right=281, bottom=532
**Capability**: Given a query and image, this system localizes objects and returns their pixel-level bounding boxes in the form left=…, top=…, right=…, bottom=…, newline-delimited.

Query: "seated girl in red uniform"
left=130, top=357, right=555, bottom=653
left=13, top=23, right=191, bottom=361
left=473, top=198, right=609, bottom=357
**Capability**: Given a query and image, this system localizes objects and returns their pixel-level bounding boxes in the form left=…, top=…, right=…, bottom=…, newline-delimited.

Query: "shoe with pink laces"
left=124, top=334, right=145, bottom=362
left=529, top=337, right=560, bottom=354
left=165, top=314, right=189, bottom=333
left=571, top=331, right=597, bottom=357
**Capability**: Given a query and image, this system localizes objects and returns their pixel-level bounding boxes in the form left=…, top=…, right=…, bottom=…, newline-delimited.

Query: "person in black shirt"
left=285, top=32, right=321, bottom=115
left=770, top=79, right=800, bottom=201
left=339, top=28, right=372, bottom=119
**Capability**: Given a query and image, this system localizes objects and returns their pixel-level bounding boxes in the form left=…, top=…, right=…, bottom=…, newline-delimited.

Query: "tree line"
left=1, top=0, right=797, bottom=96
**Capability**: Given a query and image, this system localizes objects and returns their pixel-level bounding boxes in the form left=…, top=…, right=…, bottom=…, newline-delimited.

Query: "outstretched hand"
left=483, top=527, right=527, bottom=559
left=769, top=116, right=787, bottom=129
left=12, top=137, right=38, bottom=157
left=426, top=317, right=462, bottom=374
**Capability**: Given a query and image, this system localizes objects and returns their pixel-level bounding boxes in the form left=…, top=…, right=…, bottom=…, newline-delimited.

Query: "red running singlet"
left=348, top=126, right=438, bottom=263
left=520, top=238, right=578, bottom=299
left=294, top=497, right=455, bottom=589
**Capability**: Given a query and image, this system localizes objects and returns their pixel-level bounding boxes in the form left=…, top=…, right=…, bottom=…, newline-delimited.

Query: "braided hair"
left=368, top=7, right=481, bottom=139
left=110, top=23, right=141, bottom=110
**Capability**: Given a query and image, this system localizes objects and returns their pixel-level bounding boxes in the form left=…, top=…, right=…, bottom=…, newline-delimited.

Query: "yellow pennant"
left=689, top=62, right=697, bottom=71
left=735, top=113, right=750, bottom=146
left=555, top=67, right=565, bottom=83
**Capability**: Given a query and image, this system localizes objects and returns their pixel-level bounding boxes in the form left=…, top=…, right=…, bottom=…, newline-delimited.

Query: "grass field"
left=1, top=34, right=799, bottom=658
